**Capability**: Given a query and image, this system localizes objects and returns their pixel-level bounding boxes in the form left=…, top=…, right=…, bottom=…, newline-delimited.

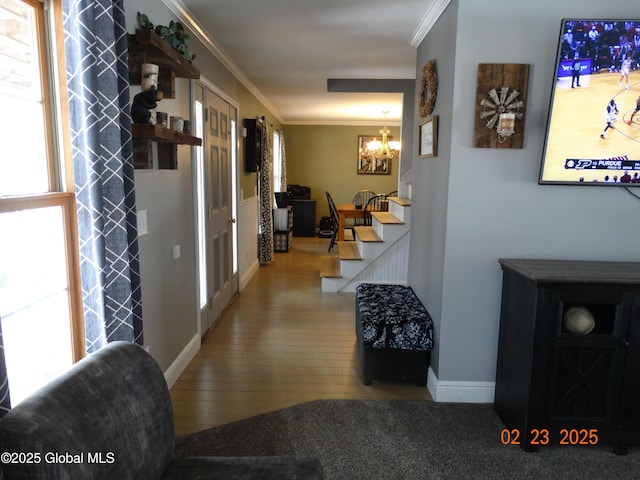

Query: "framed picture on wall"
left=418, top=116, right=438, bottom=158
left=357, top=135, right=392, bottom=175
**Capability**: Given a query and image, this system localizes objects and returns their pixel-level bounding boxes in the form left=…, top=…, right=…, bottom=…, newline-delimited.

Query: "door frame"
left=192, top=77, right=240, bottom=337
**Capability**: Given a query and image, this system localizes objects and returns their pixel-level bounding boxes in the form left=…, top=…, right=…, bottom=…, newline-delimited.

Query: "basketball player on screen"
left=619, top=54, right=633, bottom=90
left=600, top=99, right=619, bottom=139
left=627, top=95, right=640, bottom=125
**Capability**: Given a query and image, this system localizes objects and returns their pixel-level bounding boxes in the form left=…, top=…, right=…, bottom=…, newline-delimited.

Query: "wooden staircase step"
left=353, top=226, right=383, bottom=242
left=389, top=196, right=411, bottom=206
left=337, top=241, right=362, bottom=260
left=319, top=255, right=341, bottom=278
left=371, top=211, right=404, bottom=224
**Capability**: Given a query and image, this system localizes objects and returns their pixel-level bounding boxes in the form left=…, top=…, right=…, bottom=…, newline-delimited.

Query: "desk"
left=336, top=204, right=365, bottom=241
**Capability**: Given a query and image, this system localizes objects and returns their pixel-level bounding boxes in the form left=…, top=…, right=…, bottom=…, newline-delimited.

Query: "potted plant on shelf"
left=137, top=12, right=196, bottom=62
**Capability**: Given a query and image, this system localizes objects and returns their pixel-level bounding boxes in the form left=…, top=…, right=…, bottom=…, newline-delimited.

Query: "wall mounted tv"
left=539, top=19, right=640, bottom=186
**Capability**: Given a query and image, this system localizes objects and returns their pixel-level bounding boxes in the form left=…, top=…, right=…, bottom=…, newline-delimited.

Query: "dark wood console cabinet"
left=290, top=199, right=316, bottom=237
left=495, top=259, right=640, bottom=453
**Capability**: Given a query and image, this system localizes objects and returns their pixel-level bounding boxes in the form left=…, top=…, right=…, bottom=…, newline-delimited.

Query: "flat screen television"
left=539, top=19, right=640, bottom=186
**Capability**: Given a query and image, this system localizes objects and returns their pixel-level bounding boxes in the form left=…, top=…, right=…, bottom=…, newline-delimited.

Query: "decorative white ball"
left=563, top=306, right=595, bottom=334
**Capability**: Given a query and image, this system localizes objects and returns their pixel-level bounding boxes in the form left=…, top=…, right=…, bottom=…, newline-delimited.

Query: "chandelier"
left=367, top=111, right=401, bottom=159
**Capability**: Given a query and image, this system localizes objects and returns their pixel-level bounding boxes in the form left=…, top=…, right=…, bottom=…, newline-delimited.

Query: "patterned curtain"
left=62, top=0, right=143, bottom=352
left=259, top=123, right=274, bottom=264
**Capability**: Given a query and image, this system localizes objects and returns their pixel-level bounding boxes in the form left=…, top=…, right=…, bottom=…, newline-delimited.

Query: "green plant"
left=136, top=12, right=196, bottom=62
left=155, top=21, right=195, bottom=62
left=136, top=12, right=153, bottom=30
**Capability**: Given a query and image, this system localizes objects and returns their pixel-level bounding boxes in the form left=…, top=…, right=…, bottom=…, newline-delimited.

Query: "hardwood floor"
left=170, top=237, right=432, bottom=437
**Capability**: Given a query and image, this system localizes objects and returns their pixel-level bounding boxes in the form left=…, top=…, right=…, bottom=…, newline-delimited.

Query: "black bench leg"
left=363, top=355, right=373, bottom=385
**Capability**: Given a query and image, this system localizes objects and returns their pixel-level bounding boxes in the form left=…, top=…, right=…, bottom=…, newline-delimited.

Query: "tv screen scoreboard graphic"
left=565, top=157, right=640, bottom=171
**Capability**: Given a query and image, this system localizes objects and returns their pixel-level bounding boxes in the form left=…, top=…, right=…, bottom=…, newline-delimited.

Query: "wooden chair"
left=363, top=194, right=389, bottom=226
left=386, top=190, right=398, bottom=197
left=352, top=190, right=376, bottom=225
left=326, top=191, right=354, bottom=252
left=352, top=189, right=377, bottom=206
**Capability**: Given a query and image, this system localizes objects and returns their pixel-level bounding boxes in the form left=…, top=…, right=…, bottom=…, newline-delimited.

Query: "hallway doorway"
left=194, top=81, right=239, bottom=335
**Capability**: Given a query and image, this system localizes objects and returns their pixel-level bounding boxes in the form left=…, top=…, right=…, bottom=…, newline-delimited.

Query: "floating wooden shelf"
left=127, top=29, right=202, bottom=170
left=127, top=29, right=200, bottom=99
left=127, top=29, right=200, bottom=78
left=131, top=124, right=201, bottom=145
left=132, top=124, right=202, bottom=170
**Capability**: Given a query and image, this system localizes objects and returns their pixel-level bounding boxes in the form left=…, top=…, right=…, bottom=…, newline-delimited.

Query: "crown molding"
left=284, top=120, right=402, bottom=127
left=409, top=0, right=451, bottom=47
left=160, top=0, right=284, bottom=124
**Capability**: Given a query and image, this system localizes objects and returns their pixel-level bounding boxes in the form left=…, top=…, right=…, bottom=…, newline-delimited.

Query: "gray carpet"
left=175, top=400, right=640, bottom=480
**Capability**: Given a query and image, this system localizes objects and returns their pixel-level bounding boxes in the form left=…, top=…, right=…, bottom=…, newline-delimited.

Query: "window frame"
left=0, top=0, right=85, bottom=362
left=0, top=193, right=85, bottom=361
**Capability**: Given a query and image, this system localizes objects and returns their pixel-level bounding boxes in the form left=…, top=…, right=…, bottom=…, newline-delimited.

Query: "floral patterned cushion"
left=356, top=283, right=434, bottom=351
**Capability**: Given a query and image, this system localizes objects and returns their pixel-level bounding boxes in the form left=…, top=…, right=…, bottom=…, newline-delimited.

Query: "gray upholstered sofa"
left=0, top=342, right=324, bottom=479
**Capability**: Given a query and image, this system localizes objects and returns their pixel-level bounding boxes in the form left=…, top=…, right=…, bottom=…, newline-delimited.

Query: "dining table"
left=335, top=203, right=366, bottom=241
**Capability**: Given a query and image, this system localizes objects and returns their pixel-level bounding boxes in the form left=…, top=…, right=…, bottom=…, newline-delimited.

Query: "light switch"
left=172, top=244, right=181, bottom=260
left=137, top=209, right=148, bottom=236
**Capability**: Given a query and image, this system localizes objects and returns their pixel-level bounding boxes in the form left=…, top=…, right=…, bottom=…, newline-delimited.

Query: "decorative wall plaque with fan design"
left=473, top=64, right=530, bottom=149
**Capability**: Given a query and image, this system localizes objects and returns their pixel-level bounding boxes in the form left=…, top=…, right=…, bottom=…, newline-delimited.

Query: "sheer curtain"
left=63, top=0, right=143, bottom=352
left=273, top=130, right=287, bottom=193
left=279, top=132, right=288, bottom=193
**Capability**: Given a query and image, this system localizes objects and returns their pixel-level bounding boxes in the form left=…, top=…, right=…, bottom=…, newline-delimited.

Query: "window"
left=231, top=116, right=238, bottom=274
left=194, top=99, right=206, bottom=309
left=273, top=130, right=282, bottom=194
left=0, top=0, right=83, bottom=406
left=1, top=0, right=55, bottom=194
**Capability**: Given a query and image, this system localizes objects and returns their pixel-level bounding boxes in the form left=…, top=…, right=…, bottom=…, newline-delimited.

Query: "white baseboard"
left=240, top=258, right=260, bottom=291
left=163, top=333, right=200, bottom=389
left=427, top=367, right=495, bottom=403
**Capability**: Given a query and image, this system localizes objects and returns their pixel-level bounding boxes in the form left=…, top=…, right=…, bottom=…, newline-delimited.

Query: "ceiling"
left=168, top=0, right=447, bottom=125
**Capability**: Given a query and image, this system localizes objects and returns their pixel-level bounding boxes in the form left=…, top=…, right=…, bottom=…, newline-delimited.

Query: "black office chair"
left=363, top=194, right=389, bottom=226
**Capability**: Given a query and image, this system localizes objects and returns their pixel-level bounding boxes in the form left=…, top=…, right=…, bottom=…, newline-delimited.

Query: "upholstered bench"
left=355, top=283, right=434, bottom=386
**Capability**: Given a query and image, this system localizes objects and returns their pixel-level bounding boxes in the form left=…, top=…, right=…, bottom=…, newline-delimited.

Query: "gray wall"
left=410, top=0, right=640, bottom=388
left=409, top=0, right=458, bottom=380
left=124, top=1, right=199, bottom=371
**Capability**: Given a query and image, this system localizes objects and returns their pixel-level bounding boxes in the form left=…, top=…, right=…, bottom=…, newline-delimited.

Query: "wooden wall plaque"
left=473, top=63, right=530, bottom=149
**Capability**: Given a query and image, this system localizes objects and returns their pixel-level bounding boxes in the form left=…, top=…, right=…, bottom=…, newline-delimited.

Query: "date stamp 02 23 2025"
left=500, top=428, right=599, bottom=447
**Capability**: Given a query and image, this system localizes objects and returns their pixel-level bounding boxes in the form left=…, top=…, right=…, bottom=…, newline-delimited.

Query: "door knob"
left=228, top=217, right=236, bottom=224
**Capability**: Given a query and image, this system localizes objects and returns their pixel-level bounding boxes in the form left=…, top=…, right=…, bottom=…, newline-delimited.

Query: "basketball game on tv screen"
left=540, top=19, right=640, bottom=186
